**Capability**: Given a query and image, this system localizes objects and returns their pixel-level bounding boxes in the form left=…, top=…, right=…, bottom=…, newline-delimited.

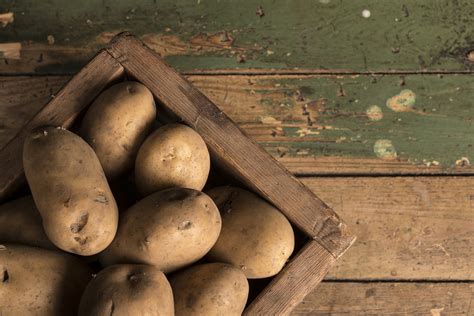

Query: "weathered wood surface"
left=293, top=282, right=474, bottom=315
left=0, top=0, right=473, bottom=74
left=1, top=74, right=472, bottom=174
left=306, top=177, right=474, bottom=280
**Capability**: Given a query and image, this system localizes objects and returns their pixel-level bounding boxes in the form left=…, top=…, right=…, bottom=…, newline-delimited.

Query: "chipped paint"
left=455, top=157, right=470, bottom=167
left=260, top=116, right=282, bottom=125
left=366, top=105, right=383, bottom=121
left=0, top=12, right=14, bottom=27
left=0, top=42, right=21, bottom=59
left=296, top=127, right=320, bottom=137
left=386, top=89, right=416, bottom=112
left=374, top=139, right=397, bottom=159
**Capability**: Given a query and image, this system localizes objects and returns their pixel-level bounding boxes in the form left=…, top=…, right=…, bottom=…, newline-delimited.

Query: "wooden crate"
left=0, top=33, right=356, bottom=315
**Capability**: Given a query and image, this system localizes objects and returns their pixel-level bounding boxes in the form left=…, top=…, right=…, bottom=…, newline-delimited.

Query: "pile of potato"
left=0, top=82, right=295, bottom=315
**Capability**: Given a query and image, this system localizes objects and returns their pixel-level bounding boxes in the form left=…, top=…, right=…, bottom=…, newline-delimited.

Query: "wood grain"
left=294, top=282, right=474, bottom=315
left=106, top=33, right=355, bottom=257
left=1, top=0, right=473, bottom=74
left=245, top=240, right=336, bottom=315
left=303, top=177, right=474, bottom=280
left=1, top=74, right=472, bottom=175
left=0, top=51, right=124, bottom=201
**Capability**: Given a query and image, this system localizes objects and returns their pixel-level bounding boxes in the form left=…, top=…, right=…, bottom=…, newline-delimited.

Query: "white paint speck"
left=319, top=0, right=330, bottom=4
left=362, top=9, right=371, bottom=18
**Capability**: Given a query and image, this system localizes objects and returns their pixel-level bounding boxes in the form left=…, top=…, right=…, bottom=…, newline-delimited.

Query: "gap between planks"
left=1, top=69, right=474, bottom=77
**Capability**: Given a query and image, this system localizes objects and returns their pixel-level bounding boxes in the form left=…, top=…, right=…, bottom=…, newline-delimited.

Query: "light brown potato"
left=80, top=81, right=156, bottom=179
left=100, top=188, right=221, bottom=273
left=0, top=244, right=92, bottom=315
left=170, top=263, right=249, bottom=316
left=79, top=264, right=174, bottom=316
left=23, top=126, right=118, bottom=256
left=135, top=123, right=210, bottom=196
left=0, top=196, right=56, bottom=250
left=207, top=186, right=295, bottom=278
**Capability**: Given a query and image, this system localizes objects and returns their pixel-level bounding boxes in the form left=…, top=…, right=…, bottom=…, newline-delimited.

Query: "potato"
left=207, top=186, right=295, bottom=278
left=170, top=263, right=248, bottom=316
left=80, top=81, right=156, bottom=179
left=0, top=196, right=56, bottom=250
left=135, top=123, right=210, bottom=196
left=0, top=244, right=92, bottom=315
left=79, top=264, right=173, bottom=316
left=101, top=188, right=221, bottom=273
left=23, top=126, right=118, bottom=256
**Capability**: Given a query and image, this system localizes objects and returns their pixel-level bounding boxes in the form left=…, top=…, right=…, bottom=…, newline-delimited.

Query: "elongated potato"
left=0, top=196, right=56, bottom=250
left=170, top=263, right=249, bottom=316
left=207, top=186, right=295, bottom=278
left=0, top=244, right=92, bottom=315
left=23, top=126, right=118, bottom=256
left=135, top=123, right=210, bottom=196
left=100, top=188, right=221, bottom=273
left=80, top=82, right=156, bottom=179
left=79, top=264, right=174, bottom=316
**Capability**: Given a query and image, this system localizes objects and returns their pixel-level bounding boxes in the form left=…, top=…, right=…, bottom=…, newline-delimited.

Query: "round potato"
left=0, top=244, right=92, bottom=315
left=23, top=126, right=118, bottom=256
left=170, top=263, right=248, bottom=316
left=79, top=264, right=173, bottom=316
left=0, top=196, right=56, bottom=250
left=135, top=123, right=210, bottom=196
left=206, top=186, right=295, bottom=278
left=100, top=188, right=221, bottom=273
left=80, top=81, right=156, bottom=179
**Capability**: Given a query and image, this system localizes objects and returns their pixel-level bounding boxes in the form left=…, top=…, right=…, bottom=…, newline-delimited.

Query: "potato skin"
left=170, top=263, right=249, bottom=316
left=207, top=186, right=295, bottom=278
left=0, top=196, right=56, bottom=250
left=79, top=264, right=174, bottom=316
left=0, top=244, right=92, bottom=315
left=80, top=82, right=156, bottom=179
left=135, top=123, right=210, bottom=196
left=23, top=126, right=118, bottom=256
left=100, top=188, right=221, bottom=273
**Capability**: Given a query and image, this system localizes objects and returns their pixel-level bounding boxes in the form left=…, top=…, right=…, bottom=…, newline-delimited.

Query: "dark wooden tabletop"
left=0, top=0, right=473, bottom=314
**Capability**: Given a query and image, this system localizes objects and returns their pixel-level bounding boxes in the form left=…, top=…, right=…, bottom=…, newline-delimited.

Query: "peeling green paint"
left=255, top=74, right=474, bottom=166
left=0, top=0, right=473, bottom=73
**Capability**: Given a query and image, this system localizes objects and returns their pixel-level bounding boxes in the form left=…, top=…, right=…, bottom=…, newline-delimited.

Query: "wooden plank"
left=1, top=0, right=474, bottom=74
left=246, top=240, right=335, bottom=315
left=1, top=73, right=473, bottom=175
left=0, top=51, right=124, bottom=202
left=294, top=282, right=474, bottom=315
left=303, top=177, right=474, bottom=280
left=106, top=33, right=355, bottom=258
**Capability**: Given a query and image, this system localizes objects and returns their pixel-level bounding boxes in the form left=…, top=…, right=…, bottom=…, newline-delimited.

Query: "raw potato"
left=135, top=123, right=210, bottom=196
left=80, top=81, right=156, bottom=179
left=0, top=244, right=92, bottom=315
left=79, top=264, right=174, bottom=316
left=207, top=186, right=295, bottom=278
left=170, top=263, right=249, bottom=316
left=100, top=188, right=221, bottom=273
left=0, top=196, right=56, bottom=250
left=23, top=126, right=118, bottom=256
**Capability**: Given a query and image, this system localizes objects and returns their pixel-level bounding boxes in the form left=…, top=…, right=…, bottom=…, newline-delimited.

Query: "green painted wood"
left=247, top=74, right=474, bottom=168
left=1, top=74, right=472, bottom=171
left=0, top=0, right=473, bottom=74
